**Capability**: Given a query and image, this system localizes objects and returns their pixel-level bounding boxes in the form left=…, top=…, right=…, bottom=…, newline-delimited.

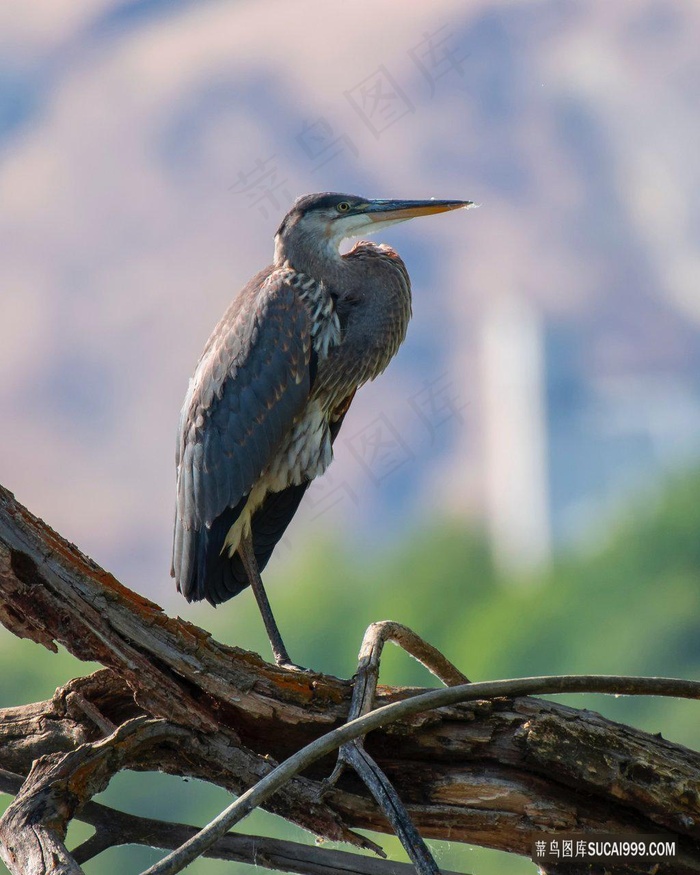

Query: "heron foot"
left=276, top=658, right=313, bottom=673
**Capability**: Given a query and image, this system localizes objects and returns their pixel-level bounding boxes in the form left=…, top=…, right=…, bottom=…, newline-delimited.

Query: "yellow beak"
left=364, top=198, right=474, bottom=222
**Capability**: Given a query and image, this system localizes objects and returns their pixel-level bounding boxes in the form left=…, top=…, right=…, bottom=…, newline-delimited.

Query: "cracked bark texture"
left=1, top=483, right=699, bottom=874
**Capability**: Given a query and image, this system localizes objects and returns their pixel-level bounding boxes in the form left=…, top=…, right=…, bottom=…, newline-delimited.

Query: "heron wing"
left=172, top=269, right=313, bottom=601
left=201, top=394, right=355, bottom=602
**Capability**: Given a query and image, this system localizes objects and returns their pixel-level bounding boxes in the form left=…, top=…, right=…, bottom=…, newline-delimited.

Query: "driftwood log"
left=1, top=482, right=699, bottom=874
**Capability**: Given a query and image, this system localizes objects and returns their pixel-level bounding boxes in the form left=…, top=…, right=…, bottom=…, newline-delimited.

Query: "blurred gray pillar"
left=479, top=296, right=551, bottom=576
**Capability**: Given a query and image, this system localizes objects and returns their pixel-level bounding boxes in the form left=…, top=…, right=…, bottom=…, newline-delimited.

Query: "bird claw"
left=276, top=659, right=314, bottom=673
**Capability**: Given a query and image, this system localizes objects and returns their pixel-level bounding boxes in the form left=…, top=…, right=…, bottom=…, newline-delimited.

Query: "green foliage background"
left=1, top=470, right=699, bottom=875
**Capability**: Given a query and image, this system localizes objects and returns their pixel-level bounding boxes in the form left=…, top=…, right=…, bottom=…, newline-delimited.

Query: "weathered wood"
left=0, top=768, right=464, bottom=875
left=1, top=483, right=700, bottom=874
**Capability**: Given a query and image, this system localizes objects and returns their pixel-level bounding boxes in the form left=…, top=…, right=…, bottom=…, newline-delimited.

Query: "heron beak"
left=364, top=199, right=475, bottom=223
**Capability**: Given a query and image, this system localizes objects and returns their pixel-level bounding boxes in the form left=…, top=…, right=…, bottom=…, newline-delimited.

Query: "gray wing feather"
left=172, top=269, right=312, bottom=597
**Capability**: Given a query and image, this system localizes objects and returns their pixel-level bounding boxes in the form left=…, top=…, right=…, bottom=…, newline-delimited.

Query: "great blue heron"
left=172, top=193, right=472, bottom=665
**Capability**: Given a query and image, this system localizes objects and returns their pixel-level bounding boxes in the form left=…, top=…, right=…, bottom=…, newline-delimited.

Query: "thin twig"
left=142, top=673, right=700, bottom=875
left=348, top=620, right=468, bottom=729
left=357, top=621, right=469, bottom=700
left=325, top=621, right=469, bottom=874
left=327, top=621, right=468, bottom=785
left=340, top=742, right=440, bottom=874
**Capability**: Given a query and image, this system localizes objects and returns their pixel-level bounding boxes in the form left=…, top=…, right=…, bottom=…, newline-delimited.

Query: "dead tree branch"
left=1, top=483, right=700, bottom=875
left=0, top=768, right=455, bottom=875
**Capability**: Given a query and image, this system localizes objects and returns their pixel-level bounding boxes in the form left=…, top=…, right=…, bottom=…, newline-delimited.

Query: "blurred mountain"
left=0, top=0, right=699, bottom=597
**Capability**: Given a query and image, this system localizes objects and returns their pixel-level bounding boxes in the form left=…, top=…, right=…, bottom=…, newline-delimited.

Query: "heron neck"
left=273, top=233, right=347, bottom=285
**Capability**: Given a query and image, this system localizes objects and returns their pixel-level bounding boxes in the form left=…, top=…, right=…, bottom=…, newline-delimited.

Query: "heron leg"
left=238, top=532, right=291, bottom=666
left=322, top=621, right=469, bottom=875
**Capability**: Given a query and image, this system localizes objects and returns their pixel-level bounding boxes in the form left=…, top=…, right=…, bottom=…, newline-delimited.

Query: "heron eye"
left=336, top=202, right=351, bottom=213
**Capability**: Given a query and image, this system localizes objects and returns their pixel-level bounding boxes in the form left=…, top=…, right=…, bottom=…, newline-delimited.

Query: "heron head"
left=274, top=192, right=474, bottom=266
